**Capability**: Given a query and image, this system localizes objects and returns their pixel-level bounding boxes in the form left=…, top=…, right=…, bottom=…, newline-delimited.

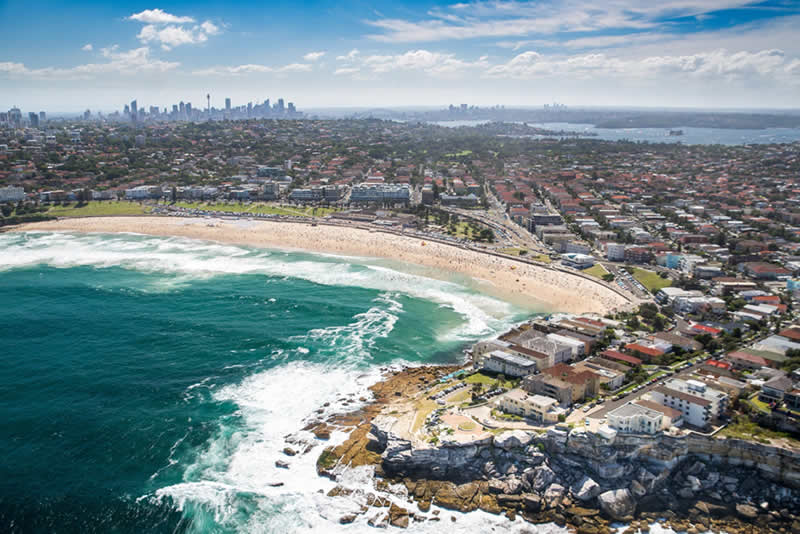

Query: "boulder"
left=597, top=489, right=636, bottom=521
left=339, top=514, right=357, bottom=524
left=630, top=480, right=647, bottom=498
left=544, top=483, right=566, bottom=508
left=282, top=447, right=297, bottom=456
left=523, top=493, right=542, bottom=512
left=389, top=503, right=410, bottom=528
left=493, top=430, right=533, bottom=451
left=736, top=503, right=759, bottom=520
left=505, top=476, right=524, bottom=495
left=368, top=512, right=388, bottom=529
left=488, top=480, right=508, bottom=494
left=572, top=476, right=601, bottom=502
left=530, top=464, right=557, bottom=492
left=275, top=460, right=290, bottom=469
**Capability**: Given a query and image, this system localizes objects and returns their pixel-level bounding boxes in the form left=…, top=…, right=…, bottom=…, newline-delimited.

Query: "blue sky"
left=2, top=0, right=800, bottom=111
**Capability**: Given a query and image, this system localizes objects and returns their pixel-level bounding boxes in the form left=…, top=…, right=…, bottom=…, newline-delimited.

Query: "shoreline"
left=11, top=216, right=633, bottom=315
left=307, top=364, right=800, bottom=533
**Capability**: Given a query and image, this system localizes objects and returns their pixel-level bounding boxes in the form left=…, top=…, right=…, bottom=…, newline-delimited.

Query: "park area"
left=631, top=267, right=672, bottom=292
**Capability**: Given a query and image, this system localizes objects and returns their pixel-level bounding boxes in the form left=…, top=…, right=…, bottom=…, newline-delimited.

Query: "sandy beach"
left=12, top=216, right=632, bottom=314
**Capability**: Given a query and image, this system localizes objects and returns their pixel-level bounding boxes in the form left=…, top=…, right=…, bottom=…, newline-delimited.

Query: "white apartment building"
left=526, top=336, right=573, bottom=365
left=0, top=186, right=25, bottom=203
left=546, top=333, right=585, bottom=358
left=607, top=402, right=665, bottom=434
left=606, top=242, right=626, bottom=261
left=649, top=378, right=728, bottom=429
left=483, top=350, right=537, bottom=378
left=495, top=390, right=564, bottom=423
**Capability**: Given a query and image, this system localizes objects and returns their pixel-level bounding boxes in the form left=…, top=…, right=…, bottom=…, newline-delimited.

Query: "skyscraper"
left=8, top=107, right=21, bottom=127
left=130, top=100, right=138, bottom=122
left=277, top=98, right=285, bottom=112
left=225, top=98, right=231, bottom=111
left=29, top=112, right=39, bottom=127
left=39, top=111, right=46, bottom=123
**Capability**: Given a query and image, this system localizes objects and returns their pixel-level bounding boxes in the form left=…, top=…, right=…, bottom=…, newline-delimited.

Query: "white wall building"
left=649, top=378, right=728, bottom=429
left=0, top=186, right=25, bottom=203
left=607, top=402, right=665, bottom=434
left=495, top=390, right=564, bottom=423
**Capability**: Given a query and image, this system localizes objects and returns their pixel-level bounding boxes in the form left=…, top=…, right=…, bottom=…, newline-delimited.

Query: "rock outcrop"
left=366, top=419, right=800, bottom=531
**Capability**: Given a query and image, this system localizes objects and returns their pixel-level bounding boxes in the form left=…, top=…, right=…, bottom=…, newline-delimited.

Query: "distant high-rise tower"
left=28, top=112, right=39, bottom=127
left=179, top=101, right=185, bottom=116
left=130, top=100, right=138, bottom=122
left=277, top=98, right=285, bottom=112
left=206, top=93, right=210, bottom=113
left=225, top=98, right=231, bottom=111
left=9, top=107, right=22, bottom=127
left=39, top=111, right=46, bottom=123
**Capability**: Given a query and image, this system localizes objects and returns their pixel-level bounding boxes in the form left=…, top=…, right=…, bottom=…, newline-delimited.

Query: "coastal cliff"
left=364, top=417, right=800, bottom=532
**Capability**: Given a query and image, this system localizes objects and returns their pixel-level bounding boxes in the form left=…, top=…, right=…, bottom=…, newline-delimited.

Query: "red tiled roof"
left=624, top=343, right=665, bottom=358
left=726, top=351, right=768, bottom=366
left=691, top=324, right=722, bottom=336
left=601, top=350, right=642, bottom=366
left=778, top=328, right=800, bottom=342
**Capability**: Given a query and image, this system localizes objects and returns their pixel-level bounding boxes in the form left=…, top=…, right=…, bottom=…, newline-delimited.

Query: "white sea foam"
left=150, top=357, right=568, bottom=533
left=0, top=231, right=521, bottom=338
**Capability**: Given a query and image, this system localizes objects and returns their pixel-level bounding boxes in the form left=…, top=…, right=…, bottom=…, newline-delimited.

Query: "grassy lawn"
left=498, top=248, right=551, bottom=263
left=46, top=201, right=149, bottom=217
left=746, top=395, right=772, bottom=414
left=584, top=263, right=610, bottom=279
left=499, top=247, right=529, bottom=256
left=720, top=416, right=798, bottom=445
left=631, top=267, right=672, bottom=292
left=173, top=201, right=341, bottom=217
left=447, top=389, right=472, bottom=403
left=410, top=398, right=437, bottom=434
left=464, top=371, right=516, bottom=389
left=444, top=150, right=473, bottom=157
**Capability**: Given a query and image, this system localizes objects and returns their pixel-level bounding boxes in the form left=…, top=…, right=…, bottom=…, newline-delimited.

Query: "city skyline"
left=2, top=1, right=800, bottom=111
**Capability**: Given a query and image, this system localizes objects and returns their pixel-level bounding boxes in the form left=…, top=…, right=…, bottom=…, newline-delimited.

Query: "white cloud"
left=334, top=67, right=360, bottom=75
left=365, top=0, right=763, bottom=43
left=485, top=47, right=798, bottom=82
left=81, top=43, right=93, bottom=52
left=335, top=49, right=489, bottom=78
left=192, top=62, right=313, bottom=76
left=303, top=51, right=326, bottom=62
left=336, top=49, right=360, bottom=61
left=0, top=47, right=179, bottom=80
left=129, top=9, right=195, bottom=24
left=129, top=9, right=220, bottom=50
left=200, top=21, right=220, bottom=35
left=136, top=22, right=221, bottom=50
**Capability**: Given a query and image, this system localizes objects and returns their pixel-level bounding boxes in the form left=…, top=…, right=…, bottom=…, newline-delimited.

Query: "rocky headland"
left=308, top=365, right=800, bottom=532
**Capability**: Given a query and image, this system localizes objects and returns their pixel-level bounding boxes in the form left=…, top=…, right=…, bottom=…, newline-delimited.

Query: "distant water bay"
left=430, top=119, right=800, bottom=145
left=0, top=232, right=539, bottom=533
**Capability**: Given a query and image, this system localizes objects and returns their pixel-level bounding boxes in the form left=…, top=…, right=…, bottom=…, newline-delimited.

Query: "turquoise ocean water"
left=0, top=231, right=548, bottom=533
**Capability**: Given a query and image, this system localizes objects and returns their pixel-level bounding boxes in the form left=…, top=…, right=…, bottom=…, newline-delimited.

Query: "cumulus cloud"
left=303, top=51, right=326, bottom=61
left=192, top=62, right=313, bottom=76
left=485, top=47, right=797, bottom=82
left=0, top=47, right=179, bottom=80
left=129, top=9, right=220, bottom=50
left=81, top=43, right=93, bottom=52
left=334, top=49, right=489, bottom=78
left=129, top=8, right=195, bottom=24
left=336, top=49, right=360, bottom=61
